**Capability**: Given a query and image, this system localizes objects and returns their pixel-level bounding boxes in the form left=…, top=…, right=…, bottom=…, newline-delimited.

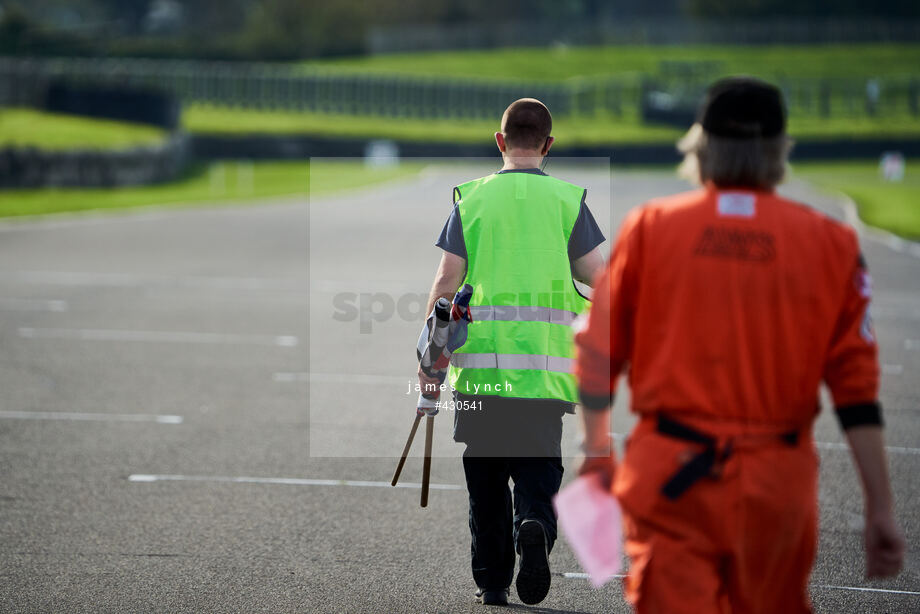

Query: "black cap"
left=698, top=77, right=786, bottom=139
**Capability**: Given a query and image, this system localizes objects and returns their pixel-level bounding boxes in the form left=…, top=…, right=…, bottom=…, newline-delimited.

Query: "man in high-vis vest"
left=418, top=98, right=605, bottom=606
left=573, top=78, right=905, bottom=613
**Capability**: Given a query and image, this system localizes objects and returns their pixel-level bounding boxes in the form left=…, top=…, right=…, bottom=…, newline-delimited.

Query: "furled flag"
left=415, top=283, right=474, bottom=415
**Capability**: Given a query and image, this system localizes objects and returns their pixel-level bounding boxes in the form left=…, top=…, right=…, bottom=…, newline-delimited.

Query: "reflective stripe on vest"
left=451, top=353, right=574, bottom=373
left=468, top=305, right=578, bottom=326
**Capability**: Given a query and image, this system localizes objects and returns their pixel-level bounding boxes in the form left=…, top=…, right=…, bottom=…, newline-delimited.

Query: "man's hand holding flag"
left=392, top=284, right=474, bottom=506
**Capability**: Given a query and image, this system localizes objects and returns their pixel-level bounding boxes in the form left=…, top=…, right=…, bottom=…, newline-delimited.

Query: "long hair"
left=677, top=123, right=793, bottom=191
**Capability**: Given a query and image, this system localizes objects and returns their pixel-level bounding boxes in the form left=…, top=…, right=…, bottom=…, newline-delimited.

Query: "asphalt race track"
left=0, top=162, right=917, bottom=613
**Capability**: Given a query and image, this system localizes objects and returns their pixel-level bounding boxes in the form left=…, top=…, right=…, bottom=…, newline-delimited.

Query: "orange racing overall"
left=574, top=186, right=880, bottom=614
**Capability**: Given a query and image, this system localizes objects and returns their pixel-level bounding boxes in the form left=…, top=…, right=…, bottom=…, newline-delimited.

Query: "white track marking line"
left=558, top=573, right=920, bottom=595
left=274, top=372, right=406, bottom=385
left=0, top=411, right=182, bottom=424
left=0, top=197, right=305, bottom=231
left=561, top=572, right=626, bottom=580
left=128, top=474, right=463, bottom=490
left=19, top=327, right=298, bottom=347
left=0, top=271, right=303, bottom=291
left=812, top=584, right=920, bottom=596
left=609, top=432, right=920, bottom=457
left=311, top=279, right=424, bottom=294
left=273, top=372, right=309, bottom=382
left=877, top=445, right=920, bottom=456
left=0, top=298, right=67, bottom=312
left=144, top=290, right=309, bottom=304
left=815, top=441, right=920, bottom=456
left=840, top=194, right=920, bottom=261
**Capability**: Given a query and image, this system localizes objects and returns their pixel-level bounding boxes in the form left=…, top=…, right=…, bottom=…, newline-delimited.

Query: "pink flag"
left=553, top=473, right=623, bottom=588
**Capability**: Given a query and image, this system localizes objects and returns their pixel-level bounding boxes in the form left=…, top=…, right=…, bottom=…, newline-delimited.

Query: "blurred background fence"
left=368, top=19, right=920, bottom=53
left=2, top=57, right=918, bottom=124
left=0, top=132, right=188, bottom=188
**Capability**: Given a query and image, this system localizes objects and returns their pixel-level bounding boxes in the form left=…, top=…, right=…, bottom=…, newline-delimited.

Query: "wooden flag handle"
left=391, top=414, right=422, bottom=487
left=420, top=415, right=434, bottom=507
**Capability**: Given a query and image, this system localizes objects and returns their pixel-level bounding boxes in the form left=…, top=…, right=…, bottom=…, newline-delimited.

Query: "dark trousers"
left=462, top=452, right=564, bottom=591
left=454, top=394, right=570, bottom=591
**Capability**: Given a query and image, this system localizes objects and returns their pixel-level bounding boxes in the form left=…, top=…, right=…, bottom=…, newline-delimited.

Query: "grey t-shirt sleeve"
left=435, top=204, right=467, bottom=259
left=568, top=191, right=606, bottom=260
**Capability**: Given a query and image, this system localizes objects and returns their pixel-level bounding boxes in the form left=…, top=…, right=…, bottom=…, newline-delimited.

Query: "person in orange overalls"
left=573, top=77, right=905, bottom=613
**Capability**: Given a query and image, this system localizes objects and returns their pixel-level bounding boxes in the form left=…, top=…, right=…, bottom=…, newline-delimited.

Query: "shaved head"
left=501, top=98, right=552, bottom=150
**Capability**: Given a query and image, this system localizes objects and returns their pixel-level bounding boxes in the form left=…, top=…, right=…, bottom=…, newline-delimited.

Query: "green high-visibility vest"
left=449, top=170, right=588, bottom=403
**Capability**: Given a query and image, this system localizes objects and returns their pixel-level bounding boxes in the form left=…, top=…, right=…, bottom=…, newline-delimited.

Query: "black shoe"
left=475, top=587, right=509, bottom=606
left=515, top=520, right=551, bottom=605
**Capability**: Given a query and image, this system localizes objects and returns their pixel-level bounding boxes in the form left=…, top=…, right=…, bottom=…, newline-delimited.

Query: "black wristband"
left=579, top=390, right=614, bottom=411
left=836, top=401, right=883, bottom=430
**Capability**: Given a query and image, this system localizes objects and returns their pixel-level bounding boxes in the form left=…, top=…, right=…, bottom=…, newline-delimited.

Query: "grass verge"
left=183, top=105, right=684, bottom=145
left=184, top=105, right=920, bottom=146
left=0, top=160, right=422, bottom=218
left=300, top=44, right=920, bottom=82
left=190, top=44, right=920, bottom=145
left=794, top=160, right=920, bottom=240
left=0, top=108, right=166, bottom=150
